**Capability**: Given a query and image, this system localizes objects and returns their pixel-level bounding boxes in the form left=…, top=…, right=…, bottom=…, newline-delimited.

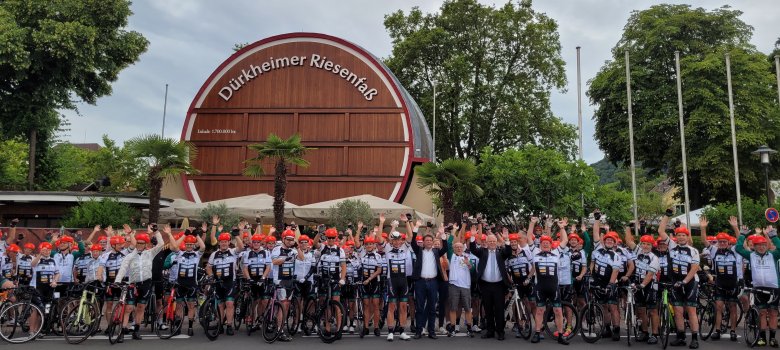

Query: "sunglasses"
left=284, top=238, right=295, bottom=241
left=327, top=237, right=337, bottom=240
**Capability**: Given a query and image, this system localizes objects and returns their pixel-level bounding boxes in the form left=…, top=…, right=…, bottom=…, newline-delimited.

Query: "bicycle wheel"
left=0, top=302, right=43, bottom=344
left=518, top=303, right=533, bottom=340
left=107, top=303, right=125, bottom=345
left=62, top=301, right=99, bottom=344
left=318, top=300, right=344, bottom=343
left=301, top=298, right=317, bottom=336
left=233, top=292, right=247, bottom=331
left=626, top=305, right=633, bottom=346
left=199, top=300, right=221, bottom=341
left=744, top=307, right=760, bottom=348
left=660, top=306, right=672, bottom=350
left=261, top=301, right=282, bottom=343
left=697, top=301, right=715, bottom=340
left=145, top=293, right=157, bottom=333
left=286, top=297, right=299, bottom=336
left=156, top=300, right=182, bottom=339
left=579, top=303, right=604, bottom=343
left=355, top=301, right=365, bottom=338
left=543, top=304, right=577, bottom=340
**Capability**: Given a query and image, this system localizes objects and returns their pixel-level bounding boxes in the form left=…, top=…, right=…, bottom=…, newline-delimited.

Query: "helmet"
left=179, top=242, right=186, bottom=251
left=753, top=235, right=768, bottom=245
left=184, top=235, right=197, bottom=244
left=298, top=236, right=311, bottom=243
left=508, top=233, right=519, bottom=241
left=481, top=234, right=487, bottom=241
left=656, top=237, right=667, bottom=244
left=135, top=233, right=150, bottom=244
left=39, top=242, right=53, bottom=250
left=218, top=233, right=231, bottom=242
left=401, top=233, right=407, bottom=240
left=603, top=232, right=619, bottom=243
left=23, top=243, right=35, bottom=250
left=345, top=240, right=355, bottom=247
left=54, top=239, right=62, bottom=246
left=7, top=244, right=20, bottom=253
left=242, top=232, right=250, bottom=239
left=251, top=234, right=264, bottom=242
left=265, top=235, right=277, bottom=243
left=364, top=237, right=377, bottom=244
left=381, top=232, right=389, bottom=239
left=110, top=236, right=126, bottom=246
left=282, top=230, right=295, bottom=239
left=539, top=235, right=553, bottom=243
left=60, top=236, right=75, bottom=244
left=706, top=236, right=717, bottom=242
left=464, top=231, right=473, bottom=240
left=390, top=231, right=402, bottom=240
left=674, top=227, right=690, bottom=236
left=174, top=232, right=185, bottom=240
left=98, top=235, right=108, bottom=242
left=415, top=235, right=423, bottom=242
left=640, top=235, right=655, bottom=244
left=324, top=228, right=339, bottom=238
left=90, top=244, right=103, bottom=252
left=716, top=233, right=731, bottom=241
left=568, top=233, right=582, bottom=242
left=552, top=241, right=560, bottom=249
left=728, top=236, right=737, bottom=244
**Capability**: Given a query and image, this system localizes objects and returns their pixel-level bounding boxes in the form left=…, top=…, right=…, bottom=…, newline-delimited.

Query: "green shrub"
left=62, top=197, right=137, bottom=228
left=198, top=203, right=239, bottom=229
left=328, top=199, right=374, bottom=232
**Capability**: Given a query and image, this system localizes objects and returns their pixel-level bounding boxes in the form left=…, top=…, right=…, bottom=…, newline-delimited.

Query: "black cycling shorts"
left=129, top=280, right=153, bottom=305
left=593, top=283, right=618, bottom=305
left=714, top=285, right=739, bottom=302
left=362, top=280, right=381, bottom=298
left=388, top=276, right=409, bottom=302
left=754, top=287, right=779, bottom=309
left=216, top=280, right=236, bottom=302
left=176, top=284, right=198, bottom=302
left=534, top=285, right=561, bottom=307
left=670, top=281, right=698, bottom=307
left=636, top=284, right=657, bottom=308
left=296, top=280, right=313, bottom=299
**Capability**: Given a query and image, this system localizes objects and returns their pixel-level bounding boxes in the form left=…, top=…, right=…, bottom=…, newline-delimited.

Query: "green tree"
left=62, top=197, right=137, bottom=228
left=0, top=137, right=28, bottom=190
left=0, top=0, right=148, bottom=189
left=416, top=158, right=483, bottom=223
left=328, top=199, right=374, bottom=233
left=588, top=4, right=780, bottom=209
left=701, top=197, right=773, bottom=233
left=384, top=0, right=574, bottom=160
left=199, top=203, right=239, bottom=230
left=244, top=134, right=313, bottom=231
left=40, top=143, right=93, bottom=191
left=86, top=135, right=147, bottom=192
left=459, top=146, right=597, bottom=226
left=126, top=135, right=198, bottom=224
left=592, top=183, right=634, bottom=228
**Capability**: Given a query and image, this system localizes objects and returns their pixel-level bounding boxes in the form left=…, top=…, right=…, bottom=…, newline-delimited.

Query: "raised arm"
left=658, top=208, right=673, bottom=242
left=558, top=218, right=569, bottom=248
left=700, top=216, right=710, bottom=248
left=527, top=216, right=539, bottom=243
left=624, top=223, right=637, bottom=250
left=592, top=210, right=602, bottom=243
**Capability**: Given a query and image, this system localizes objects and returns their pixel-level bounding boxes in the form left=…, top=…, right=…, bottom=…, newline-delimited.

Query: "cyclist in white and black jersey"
left=528, top=218, right=570, bottom=345
left=17, top=243, right=35, bottom=286
left=736, top=224, right=780, bottom=347
left=343, top=239, right=361, bottom=333
left=0, top=244, right=19, bottom=288
left=361, top=235, right=384, bottom=337
left=166, top=234, right=204, bottom=336
left=206, top=229, right=244, bottom=336
left=624, top=227, right=661, bottom=345
left=657, top=211, right=700, bottom=349
left=589, top=216, right=622, bottom=341
left=98, top=235, right=129, bottom=329
left=377, top=214, right=413, bottom=341
left=551, top=219, right=576, bottom=339
left=508, top=230, right=534, bottom=335
left=567, top=230, right=588, bottom=309
left=701, top=216, right=742, bottom=342
left=240, top=233, right=271, bottom=332
left=271, top=229, right=301, bottom=341
left=73, top=243, right=103, bottom=284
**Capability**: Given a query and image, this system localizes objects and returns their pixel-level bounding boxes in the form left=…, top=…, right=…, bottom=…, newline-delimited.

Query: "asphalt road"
left=7, top=328, right=753, bottom=350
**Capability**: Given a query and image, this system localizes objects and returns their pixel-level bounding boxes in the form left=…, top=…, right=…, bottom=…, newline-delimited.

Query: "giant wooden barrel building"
left=180, top=33, right=434, bottom=205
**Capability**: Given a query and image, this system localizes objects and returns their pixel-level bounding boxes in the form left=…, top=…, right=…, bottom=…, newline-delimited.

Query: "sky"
left=60, top=0, right=780, bottom=165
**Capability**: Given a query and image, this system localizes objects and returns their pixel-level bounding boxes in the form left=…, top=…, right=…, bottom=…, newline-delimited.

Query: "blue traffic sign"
left=766, top=208, right=779, bottom=223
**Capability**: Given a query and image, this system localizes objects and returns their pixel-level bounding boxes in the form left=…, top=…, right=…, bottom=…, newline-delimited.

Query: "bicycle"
left=198, top=276, right=222, bottom=341
left=304, top=276, right=345, bottom=343
left=261, top=284, right=286, bottom=343
left=233, top=279, right=251, bottom=331
left=61, top=282, right=104, bottom=344
left=342, top=279, right=365, bottom=338
left=620, top=284, right=638, bottom=346
left=285, top=284, right=300, bottom=337
left=542, top=291, right=580, bottom=342
left=698, top=285, right=743, bottom=340
left=505, top=284, right=533, bottom=339
left=106, top=283, right=134, bottom=345
left=579, top=276, right=607, bottom=343
left=156, top=282, right=183, bottom=339
left=0, top=286, right=44, bottom=343
left=742, top=287, right=777, bottom=348
left=657, top=282, right=676, bottom=350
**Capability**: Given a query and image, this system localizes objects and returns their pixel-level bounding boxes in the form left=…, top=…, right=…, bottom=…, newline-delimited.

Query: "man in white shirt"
left=115, top=228, right=165, bottom=340
left=447, top=241, right=473, bottom=337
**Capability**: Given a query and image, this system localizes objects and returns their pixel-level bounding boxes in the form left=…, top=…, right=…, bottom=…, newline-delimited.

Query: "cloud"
left=62, top=0, right=780, bottom=167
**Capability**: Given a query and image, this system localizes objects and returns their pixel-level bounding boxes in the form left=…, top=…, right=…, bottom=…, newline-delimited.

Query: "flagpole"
left=577, top=46, right=585, bottom=220
left=726, top=53, right=743, bottom=226
left=775, top=55, right=780, bottom=106
left=161, top=83, right=168, bottom=137
left=625, top=50, right=639, bottom=237
left=675, top=51, right=692, bottom=226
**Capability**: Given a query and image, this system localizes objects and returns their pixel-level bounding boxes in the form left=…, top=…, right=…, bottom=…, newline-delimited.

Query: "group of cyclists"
left=0, top=207, right=778, bottom=348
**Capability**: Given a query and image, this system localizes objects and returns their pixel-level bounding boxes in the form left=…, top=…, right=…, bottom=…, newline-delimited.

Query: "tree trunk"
left=442, top=188, right=456, bottom=224
left=148, top=166, right=163, bottom=225
left=27, top=128, right=37, bottom=190
left=273, top=159, right=287, bottom=232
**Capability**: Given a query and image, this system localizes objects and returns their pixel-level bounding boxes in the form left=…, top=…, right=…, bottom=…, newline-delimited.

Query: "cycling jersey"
left=99, top=250, right=126, bottom=282
left=243, top=249, right=270, bottom=281
left=653, top=249, right=672, bottom=282
left=176, top=251, right=202, bottom=286
left=570, top=249, right=587, bottom=279
left=591, top=244, right=621, bottom=286
left=555, top=246, right=573, bottom=285
left=73, top=255, right=99, bottom=283
left=735, top=235, right=780, bottom=289
left=505, top=246, right=533, bottom=285
left=32, top=257, right=59, bottom=287
left=712, top=248, right=740, bottom=289
left=361, top=251, right=383, bottom=282
left=667, top=239, right=700, bottom=282
left=271, top=246, right=297, bottom=283
left=633, top=250, right=660, bottom=287
left=318, top=245, right=345, bottom=278
left=208, top=248, right=238, bottom=281
left=385, top=246, right=413, bottom=278
left=17, top=254, right=33, bottom=285
left=0, top=255, right=14, bottom=280
left=53, top=252, right=75, bottom=283
left=533, top=250, right=560, bottom=291
left=616, top=246, right=635, bottom=275
left=346, top=255, right=361, bottom=283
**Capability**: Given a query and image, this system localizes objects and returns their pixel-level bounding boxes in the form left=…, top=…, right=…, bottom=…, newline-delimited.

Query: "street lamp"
left=752, top=145, right=777, bottom=207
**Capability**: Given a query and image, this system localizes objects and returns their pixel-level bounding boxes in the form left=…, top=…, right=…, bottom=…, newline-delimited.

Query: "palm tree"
left=127, top=135, right=199, bottom=224
left=244, top=133, right=313, bottom=231
left=416, top=158, right=483, bottom=223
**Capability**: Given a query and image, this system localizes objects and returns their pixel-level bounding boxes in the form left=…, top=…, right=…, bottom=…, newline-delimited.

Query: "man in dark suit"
left=469, top=231, right=512, bottom=340
left=410, top=220, right=448, bottom=339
